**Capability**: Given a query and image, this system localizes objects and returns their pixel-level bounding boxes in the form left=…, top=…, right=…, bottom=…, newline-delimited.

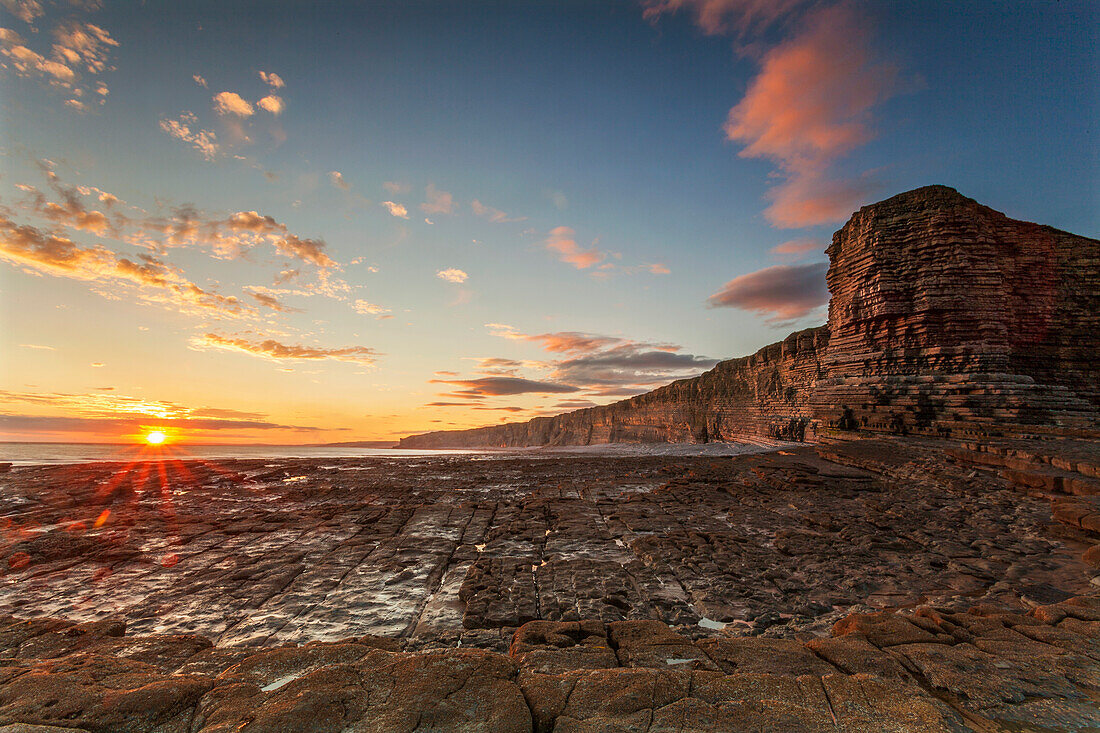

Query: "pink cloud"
left=544, top=226, right=604, bottom=269
left=707, top=262, right=828, bottom=323
left=641, top=0, right=808, bottom=39
left=723, top=3, right=898, bottom=228
left=770, top=237, right=821, bottom=260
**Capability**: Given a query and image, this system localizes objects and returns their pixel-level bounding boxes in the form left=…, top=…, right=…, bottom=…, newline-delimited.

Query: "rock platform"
left=1, top=437, right=1098, bottom=730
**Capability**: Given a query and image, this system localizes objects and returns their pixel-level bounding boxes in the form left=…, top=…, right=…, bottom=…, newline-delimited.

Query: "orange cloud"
left=192, top=333, right=378, bottom=366
left=436, top=268, right=468, bottom=284
left=213, top=91, right=254, bottom=117
left=159, top=112, right=219, bottom=159
left=0, top=213, right=252, bottom=317
left=259, top=70, right=285, bottom=88
left=544, top=226, right=604, bottom=269
left=723, top=3, right=898, bottom=227
left=381, top=201, right=409, bottom=219
left=0, top=19, right=118, bottom=109
left=707, top=262, right=828, bottom=323
left=257, top=94, right=285, bottom=115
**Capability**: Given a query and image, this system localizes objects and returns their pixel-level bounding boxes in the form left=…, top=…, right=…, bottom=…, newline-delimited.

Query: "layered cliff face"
left=401, top=326, right=828, bottom=448
left=811, top=186, right=1100, bottom=435
left=400, top=186, right=1099, bottom=448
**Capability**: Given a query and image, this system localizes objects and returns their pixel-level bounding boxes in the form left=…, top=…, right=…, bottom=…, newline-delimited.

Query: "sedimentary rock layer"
left=811, top=185, right=1100, bottom=435
left=401, top=185, right=1099, bottom=448
left=1, top=437, right=1099, bottom=731
left=402, top=326, right=828, bottom=448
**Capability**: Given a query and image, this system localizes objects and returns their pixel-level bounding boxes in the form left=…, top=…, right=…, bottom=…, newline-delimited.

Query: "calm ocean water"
left=0, top=442, right=482, bottom=466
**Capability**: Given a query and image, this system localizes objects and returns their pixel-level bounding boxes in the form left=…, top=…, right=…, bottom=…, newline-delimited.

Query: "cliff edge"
left=400, top=186, right=1099, bottom=448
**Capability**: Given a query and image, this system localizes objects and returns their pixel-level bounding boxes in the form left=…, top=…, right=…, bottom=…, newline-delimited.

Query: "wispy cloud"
left=482, top=324, right=717, bottom=397
left=645, top=1, right=901, bottom=228
left=436, top=267, right=468, bottom=284
left=259, top=70, right=284, bottom=89
left=544, top=226, right=605, bottom=269
left=641, top=0, right=808, bottom=40
left=471, top=199, right=525, bottom=223
left=0, top=213, right=253, bottom=318
left=707, top=261, right=828, bottom=323
left=0, top=17, right=118, bottom=110
left=191, top=333, right=379, bottom=366
left=0, top=389, right=327, bottom=434
left=1, top=1, right=45, bottom=24
left=353, top=299, right=392, bottom=318
left=421, top=184, right=455, bottom=215
left=724, top=4, right=898, bottom=227
left=430, top=376, right=579, bottom=398
left=770, top=237, right=821, bottom=261
left=192, top=73, right=207, bottom=87
left=159, top=112, right=219, bottom=160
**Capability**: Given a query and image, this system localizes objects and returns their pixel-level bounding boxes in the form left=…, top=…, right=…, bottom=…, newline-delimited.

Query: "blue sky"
left=0, top=0, right=1096, bottom=442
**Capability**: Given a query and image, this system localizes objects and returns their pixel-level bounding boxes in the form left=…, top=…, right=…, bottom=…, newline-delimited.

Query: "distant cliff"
left=400, top=326, right=828, bottom=449
left=400, top=186, right=1099, bottom=448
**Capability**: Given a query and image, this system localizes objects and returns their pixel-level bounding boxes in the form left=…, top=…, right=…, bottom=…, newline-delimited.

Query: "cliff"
left=401, top=326, right=828, bottom=448
left=400, top=186, right=1099, bottom=448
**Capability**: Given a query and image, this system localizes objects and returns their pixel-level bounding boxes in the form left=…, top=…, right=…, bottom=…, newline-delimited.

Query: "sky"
left=0, top=0, right=1096, bottom=444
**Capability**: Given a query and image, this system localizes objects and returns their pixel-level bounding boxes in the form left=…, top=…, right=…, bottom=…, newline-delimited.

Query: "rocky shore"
left=1, top=436, right=1098, bottom=730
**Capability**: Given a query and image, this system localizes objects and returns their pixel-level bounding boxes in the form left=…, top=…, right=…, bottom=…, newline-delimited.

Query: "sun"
left=144, top=430, right=167, bottom=445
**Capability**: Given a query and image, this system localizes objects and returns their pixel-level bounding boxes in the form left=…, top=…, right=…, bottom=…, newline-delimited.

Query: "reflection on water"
left=0, top=442, right=483, bottom=466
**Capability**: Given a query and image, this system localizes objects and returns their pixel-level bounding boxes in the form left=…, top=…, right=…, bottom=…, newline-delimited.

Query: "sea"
left=0, top=442, right=479, bottom=466
left=0, top=439, right=789, bottom=466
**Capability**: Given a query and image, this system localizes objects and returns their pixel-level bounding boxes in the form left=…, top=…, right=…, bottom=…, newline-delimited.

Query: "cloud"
left=770, top=237, right=821, bottom=259
left=381, top=201, right=408, bottom=219
left=19, top=343, right=55, bottom=350
left=0, top=391, right=337, bottom=437
left=436, top=267, right=468, bottom=284
left=259, top=70, right=284, bottom=89
left=257, top=94, right=285, bottom=115
left=159, top=112, right=219, bottom=160
left=430, top=376, right=579, bottom=398
left=1, top=0, right=44, bottom=23
left=707, top=261, right=828, bottom=322
left=420, top=184, right=455, bottom=215
left=0, top=18, right=119, bottom=110
left=192, top=73, right=207, bottom=87
left=148, top=207, right=336, bottom=268
left=353, top=299, right=391, bottom=317
left=641, top=0, right=808, bottom=39
left=329, top=171, right=350, bottom=190
left=543, top=226, right=604, bottom=269
left=247, top=289, right=298, bottom=313
left=383, top=181, right=411, bottom=195
left=471, top=199, right=525, bottom=223
left=0, top=213, right=252, bottom=317
left=213, top=90, right=254, bottom=117
left=192, top=333, right=378, bottom=366
left=484, top=324, right=717, bottom=395
left=721, top=3, right=899, bottom=227
left=489, top=325, right=625, bottom=354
